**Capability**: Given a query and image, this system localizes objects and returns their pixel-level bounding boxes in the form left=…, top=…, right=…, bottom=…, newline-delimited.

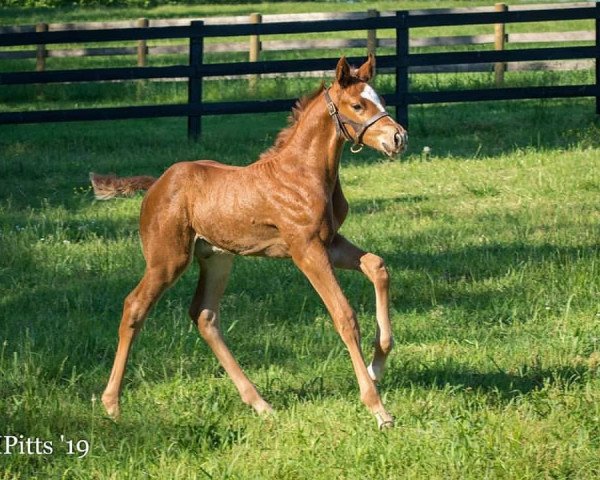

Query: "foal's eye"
left=352, top=103, right=362, bottom=111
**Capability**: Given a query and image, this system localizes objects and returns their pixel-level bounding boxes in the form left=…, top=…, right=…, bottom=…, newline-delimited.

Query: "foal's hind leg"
left=189, top=254, right=273, bottom=415
left=102, top=230, right=193, bottom=419
left=328, top=234, right=393, bottom=383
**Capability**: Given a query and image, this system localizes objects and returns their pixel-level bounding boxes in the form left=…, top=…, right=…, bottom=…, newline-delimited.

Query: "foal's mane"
left=257, top=82, right=326, bottom=163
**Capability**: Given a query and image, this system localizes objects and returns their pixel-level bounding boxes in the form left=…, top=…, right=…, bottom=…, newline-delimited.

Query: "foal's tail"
left=89, top=172, right=157, bottom=200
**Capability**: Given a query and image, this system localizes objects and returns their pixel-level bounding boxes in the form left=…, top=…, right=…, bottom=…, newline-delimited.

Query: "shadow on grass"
left=236, top=357, right=593, bottom=409
left=1, top=226, right=594, bottom=347
left=383, top=362, right=592, bottom=403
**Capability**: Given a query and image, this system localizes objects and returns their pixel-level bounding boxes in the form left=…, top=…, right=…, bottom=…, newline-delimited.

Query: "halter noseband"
left=324, top=87, right=391, bottom=153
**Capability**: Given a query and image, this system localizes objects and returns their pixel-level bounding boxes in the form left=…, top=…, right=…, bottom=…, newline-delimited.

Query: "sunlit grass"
left=1, top=94, right=599, bottom=477
left=0, top=1, right=599, bottom=478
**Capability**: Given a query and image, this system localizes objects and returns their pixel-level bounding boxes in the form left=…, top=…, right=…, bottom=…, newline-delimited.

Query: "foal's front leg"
left=328, top=234, right=393, bottom=383
left=290, top=239, right=393, bottom=429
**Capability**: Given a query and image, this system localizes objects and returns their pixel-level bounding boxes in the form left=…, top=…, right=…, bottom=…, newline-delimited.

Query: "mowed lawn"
left=0, top=1, right=599, bottom=475
left=0, top=91, right=599, bottom=478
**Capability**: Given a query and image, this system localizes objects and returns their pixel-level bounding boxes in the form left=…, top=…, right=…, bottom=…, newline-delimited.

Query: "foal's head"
left=328, top=55, right=407, bottom=157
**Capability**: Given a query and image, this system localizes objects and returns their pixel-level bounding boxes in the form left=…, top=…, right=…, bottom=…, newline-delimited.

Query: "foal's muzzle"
left=394, top=129, right=408, bottom=153
left=382, top=127, right=408, bottom=157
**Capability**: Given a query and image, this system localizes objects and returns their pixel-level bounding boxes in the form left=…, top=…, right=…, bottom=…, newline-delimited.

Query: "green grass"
left=1, top=95, right=599, bottom=478
left=1, top=1, right=600, bottom=479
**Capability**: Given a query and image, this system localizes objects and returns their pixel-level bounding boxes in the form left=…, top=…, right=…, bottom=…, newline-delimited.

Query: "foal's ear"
left=356, top=53, right=376, bottom=82
left=335, top=56, right=352, bottom=87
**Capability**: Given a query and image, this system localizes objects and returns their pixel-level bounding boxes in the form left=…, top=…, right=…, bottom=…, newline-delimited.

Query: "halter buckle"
left=326, top=101, right=337, bottom=116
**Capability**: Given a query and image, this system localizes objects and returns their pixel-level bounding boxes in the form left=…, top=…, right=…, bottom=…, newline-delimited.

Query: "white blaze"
left=360, top=84, right=386, bottom=112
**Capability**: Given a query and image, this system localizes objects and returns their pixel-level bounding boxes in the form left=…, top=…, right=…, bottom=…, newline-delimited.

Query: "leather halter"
left=324, top=87, right=391, bottom=153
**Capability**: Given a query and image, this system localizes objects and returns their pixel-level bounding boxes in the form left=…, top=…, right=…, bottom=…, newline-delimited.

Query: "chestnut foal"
left=95, top=55, right=407, bottom=429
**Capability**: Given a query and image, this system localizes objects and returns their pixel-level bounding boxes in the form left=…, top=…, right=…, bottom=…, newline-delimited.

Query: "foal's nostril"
left=394, top=132, right=402, bottom=149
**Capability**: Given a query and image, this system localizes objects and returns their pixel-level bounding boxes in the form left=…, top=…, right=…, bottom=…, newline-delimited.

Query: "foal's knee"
left=196, top=309, right=220, bottom=340
left=119, top=294, right=145, bottom=335
left=362, top=253, right=389, bottom=288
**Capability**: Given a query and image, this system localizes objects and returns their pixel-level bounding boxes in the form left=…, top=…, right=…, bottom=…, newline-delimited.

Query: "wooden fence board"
left=1, top=29, right=594, bottom=62
left=409, top=45, right=595, bottom=66
left=0, top=4, right=598, bottom=136
left=407, top=7, right=596, bottom=28
left=0, top=65, right=191, bottom=84
left=1, top=2, right=593, bottom=34
left=0, top=49, right=35, bottom=59
left=0, top=103, right=192, bottom=124
left=408, top=84, right=597, bottom=104
left=0, top=3, right=595, bottom=65
left=0, top=25, right=194, bottom=47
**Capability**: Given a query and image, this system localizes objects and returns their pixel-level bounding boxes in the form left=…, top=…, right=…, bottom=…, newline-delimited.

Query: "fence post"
left=249, top=12, right=262, bottom=93
left=367, top=9, right=379, bottom=56
left=137, top=18, right=149, bottom=67
left=494, top=3, right=507, bottom=87
left=395, top=11, right=409, bottom=129
left=35, top=22, right=48, bottom=72
left=596, top=1, right=599, bottom=115
left=188, top=21, right=204, bottom=141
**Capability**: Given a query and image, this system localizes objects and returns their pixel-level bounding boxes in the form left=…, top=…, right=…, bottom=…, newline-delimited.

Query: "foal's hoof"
left=378, top=419, right=395, bottom=430
left=375, top=412, right=395, bottom=430
left=253, top=399, right=275, bottom=417
left=102, top=395, right=120, bottom=420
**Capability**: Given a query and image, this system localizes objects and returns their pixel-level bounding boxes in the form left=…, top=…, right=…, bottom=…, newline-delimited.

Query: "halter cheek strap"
left=324, top=88, right=391, bottom=153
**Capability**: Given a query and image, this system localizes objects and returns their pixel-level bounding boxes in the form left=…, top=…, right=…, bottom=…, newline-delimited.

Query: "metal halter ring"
left=350, top=143, right=364, bottom=154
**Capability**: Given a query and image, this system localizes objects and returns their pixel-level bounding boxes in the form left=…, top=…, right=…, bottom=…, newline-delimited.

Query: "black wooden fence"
left=0, top=4, right=598, bottom=139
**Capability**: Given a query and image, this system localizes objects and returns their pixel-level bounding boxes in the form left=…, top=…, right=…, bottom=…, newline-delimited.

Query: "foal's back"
left=140, top=159, right=291, bottom=258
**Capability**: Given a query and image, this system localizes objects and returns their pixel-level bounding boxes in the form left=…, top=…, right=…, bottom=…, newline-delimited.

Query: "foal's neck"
left=283, top=93, right=344, bottom=187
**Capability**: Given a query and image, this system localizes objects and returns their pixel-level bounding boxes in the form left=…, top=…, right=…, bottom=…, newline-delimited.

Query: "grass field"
left=1, top=1, right=600, bottom=479
left=1, top=99, right=599, bottom=478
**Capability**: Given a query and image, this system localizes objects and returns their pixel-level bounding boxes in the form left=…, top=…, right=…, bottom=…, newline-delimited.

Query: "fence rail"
left=0, top=2, right=593, bottom=33
left=0, top=2, right=596, bottom=80
left=0, top=30, right=595, bottom=57
left=0, top=4, right=598, bottom=139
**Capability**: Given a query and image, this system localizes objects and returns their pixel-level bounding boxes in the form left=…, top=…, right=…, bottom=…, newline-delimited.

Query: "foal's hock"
left=96, top=55, right=407, bottom=429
